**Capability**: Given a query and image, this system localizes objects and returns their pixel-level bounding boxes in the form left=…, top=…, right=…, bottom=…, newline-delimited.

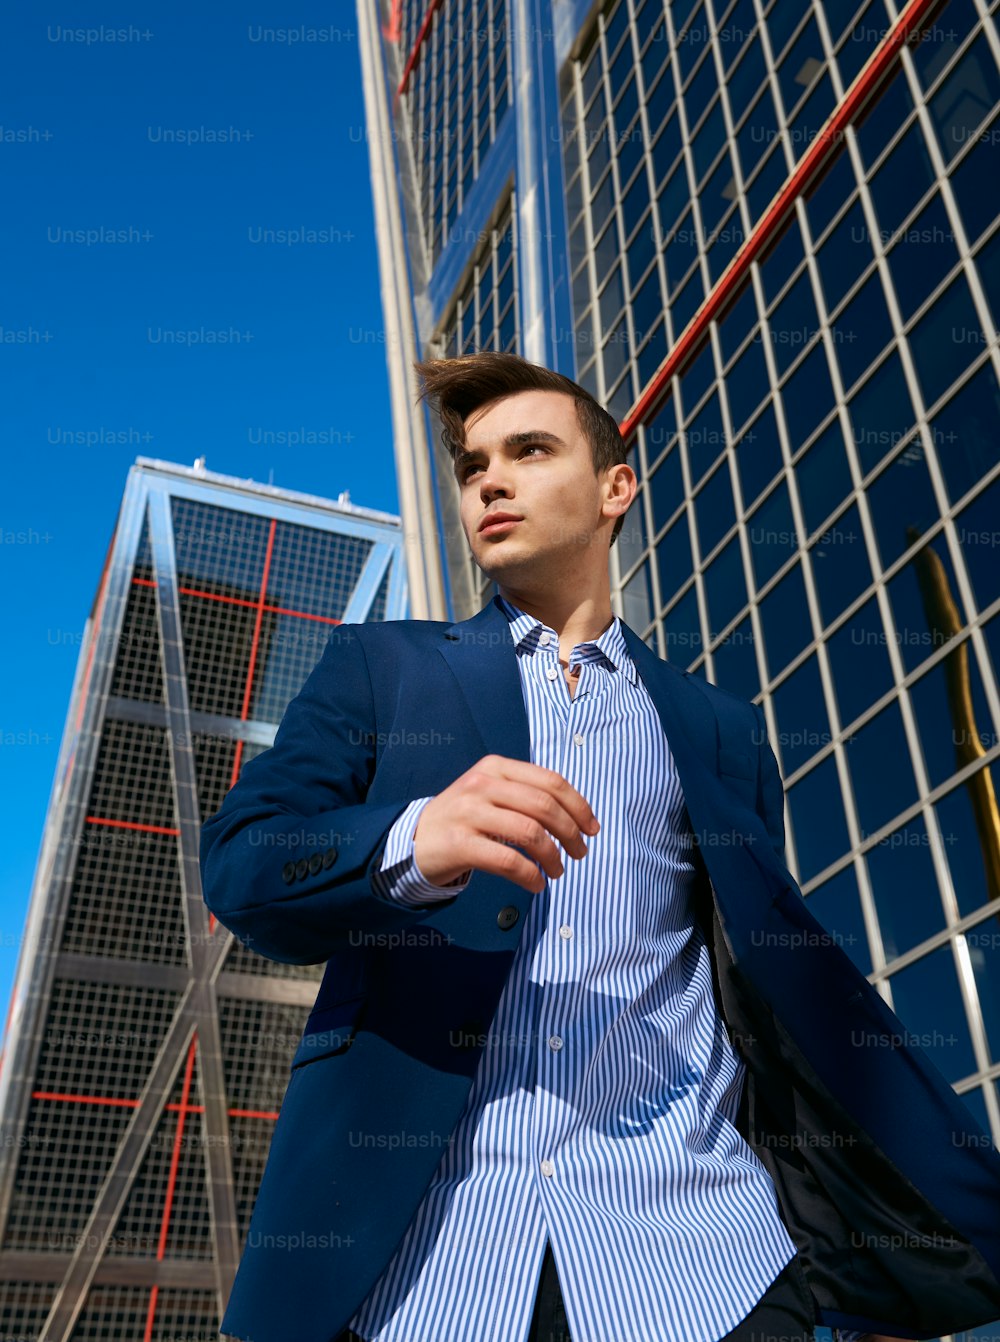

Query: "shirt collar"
left=493, top=593, right=638, bottom=683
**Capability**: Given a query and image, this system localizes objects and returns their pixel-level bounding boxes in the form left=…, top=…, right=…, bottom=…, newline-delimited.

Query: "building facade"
left=0, top=459, right=405, bottom=1339
left=358, top=0, right=1000, bottom=1197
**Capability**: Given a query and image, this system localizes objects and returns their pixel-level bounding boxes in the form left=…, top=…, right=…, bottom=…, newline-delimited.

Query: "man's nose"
left=479, top=463, right=512, bottom=500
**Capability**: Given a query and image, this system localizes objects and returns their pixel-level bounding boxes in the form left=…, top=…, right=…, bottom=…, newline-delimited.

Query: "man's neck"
left=497, top=585, right=614, bottom=648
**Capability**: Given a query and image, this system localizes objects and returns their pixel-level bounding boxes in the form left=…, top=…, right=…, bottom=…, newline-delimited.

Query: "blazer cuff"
left=371, top=797, right=472, bottom=908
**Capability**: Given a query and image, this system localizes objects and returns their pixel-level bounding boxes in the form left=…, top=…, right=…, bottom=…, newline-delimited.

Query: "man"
left=200, top=352, right=1000, bottom=1342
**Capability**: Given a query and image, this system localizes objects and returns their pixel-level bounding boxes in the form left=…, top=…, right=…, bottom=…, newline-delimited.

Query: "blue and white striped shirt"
left=353, top=594, right=799, bottom=1342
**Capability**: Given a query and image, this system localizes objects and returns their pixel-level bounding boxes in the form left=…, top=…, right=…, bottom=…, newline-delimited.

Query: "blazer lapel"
left=437, top=597, right=533, bottom=767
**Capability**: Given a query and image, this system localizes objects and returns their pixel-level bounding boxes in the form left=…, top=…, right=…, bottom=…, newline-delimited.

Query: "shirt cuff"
left=371, top=797, right=472, bottom=907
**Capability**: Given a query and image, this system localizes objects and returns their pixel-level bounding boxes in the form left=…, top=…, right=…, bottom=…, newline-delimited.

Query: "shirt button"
left=545, top=665, right=558, bottom=680
left=539, top=631, right=551, bottom=645
left=540, top=1160, right=554, bottom=1177
left=559, top=924, right=572, bottom=939
left=573, top=732, right=585, bottom=746
left=548, top=1035, right=563, bottom=1051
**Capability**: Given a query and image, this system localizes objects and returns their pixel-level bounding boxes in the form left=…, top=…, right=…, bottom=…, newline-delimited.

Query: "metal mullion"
left=703, top=317, right=758, bottom=692
left=571, top=52, right=604, bottom=394
left=662, top=3, right=712, bottom=311
left=702, top=0, right=754, bottom=266
left=746, top=0, right=796, bottom=178
left=630, top=1, right=677, bottom=352
left=635, top=420, right=669, bottom=661
left=832, top=122, right=935, bottom=857
left=892, top=47, right=1000, bottom=759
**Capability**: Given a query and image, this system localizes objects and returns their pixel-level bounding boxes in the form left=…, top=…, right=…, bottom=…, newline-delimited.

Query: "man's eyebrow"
left=453, top=430, right=565, bottom=475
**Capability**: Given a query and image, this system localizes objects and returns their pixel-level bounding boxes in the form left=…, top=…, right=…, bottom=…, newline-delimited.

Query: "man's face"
left=455, top=389, right=628, bottom=582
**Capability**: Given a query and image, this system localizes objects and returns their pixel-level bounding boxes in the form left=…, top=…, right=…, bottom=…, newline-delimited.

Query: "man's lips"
left=478, top=514, right=523, bottom=535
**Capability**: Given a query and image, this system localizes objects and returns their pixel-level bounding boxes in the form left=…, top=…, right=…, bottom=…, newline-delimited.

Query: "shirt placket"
left=530, top=636, right=605, bottom=1196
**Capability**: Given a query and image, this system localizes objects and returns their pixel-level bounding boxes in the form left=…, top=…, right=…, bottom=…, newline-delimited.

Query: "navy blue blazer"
left=200, top=597, right=1000, bottom=1342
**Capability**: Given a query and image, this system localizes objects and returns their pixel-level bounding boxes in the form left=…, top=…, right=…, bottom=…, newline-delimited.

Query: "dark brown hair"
left=413, top=350, right=630, bottom=547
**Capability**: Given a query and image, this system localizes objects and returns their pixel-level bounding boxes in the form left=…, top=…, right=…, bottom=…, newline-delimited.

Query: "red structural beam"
left=84, top=816, right=180, bottom=835
left=619, top=0, right=943, bottom=441
left=31, top=1090, right=280, bottom=1120
left=143, top=1035, right=198, bottom=1341
left=132, top=576, right=344, bottom=626
left=397, top=0, right=444, bottom=97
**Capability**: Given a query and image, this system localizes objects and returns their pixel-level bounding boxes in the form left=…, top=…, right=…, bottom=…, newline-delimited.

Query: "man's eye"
left=461, top=445, right=545, bottom=482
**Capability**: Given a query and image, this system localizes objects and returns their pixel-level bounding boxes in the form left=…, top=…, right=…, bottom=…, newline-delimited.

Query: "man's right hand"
left=412, top=754, right=600, bottom=894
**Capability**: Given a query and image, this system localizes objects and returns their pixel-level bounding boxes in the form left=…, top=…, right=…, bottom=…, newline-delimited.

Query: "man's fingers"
left=458, top=775, right=587, bottom=863
left=473, top=756, right=600, bottom=841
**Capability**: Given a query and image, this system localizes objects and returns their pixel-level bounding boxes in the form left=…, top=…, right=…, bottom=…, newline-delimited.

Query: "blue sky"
left=0, top=6, right=403, bottom=1041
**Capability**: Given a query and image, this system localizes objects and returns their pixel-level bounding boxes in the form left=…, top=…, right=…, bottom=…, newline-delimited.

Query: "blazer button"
left=308, top=853, right=323, bottom=875
left=282, top=861, right=297, bottom=885
left=322, top=847, right=338, bottom=869
left=295, top=858, right=310, bottom=881
left=497, top=905, right=519, bottom=931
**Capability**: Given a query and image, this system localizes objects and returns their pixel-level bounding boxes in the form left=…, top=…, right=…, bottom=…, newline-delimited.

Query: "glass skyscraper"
left=0, top=459, right=405, bottom=1339
left=357, top=0, right=1000, bottom=1190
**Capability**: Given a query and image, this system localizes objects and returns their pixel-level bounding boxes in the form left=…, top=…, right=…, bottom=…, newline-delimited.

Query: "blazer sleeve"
left=199, top=624, right=459, bottom=965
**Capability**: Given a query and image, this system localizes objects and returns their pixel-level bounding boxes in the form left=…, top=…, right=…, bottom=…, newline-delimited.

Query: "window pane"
left=866, top=439, right=938, bottom=569
left=718, top=281, right=758, bottom=365
left=932, top=363, right=1000, bottom=503
left=645, top=395, right=677, bottom=465
left=679, top=338, right=716, bottom=416
left=810, top=502, right=871, bottom=627
left=782, top=344, right=835, bottom=453
left=796, top=420, right=852, bottom=535
left=748, top=480, right=797, bottom=588
left=908, top=273, right=983, bottom=410
left=711, top=615, right=759, bottom=700
left=662, top=583, right=703, bottom=665
left=888, top=946, right=977, bottom=1083
left=866, top=816, right=946, bottom=959
left=928, top=32, right=1000, bottom=167
left=804, top=145, right=855, bottom=242
left=655, top=508, right=694, bottom=605
left=832, top=273, right=894, bottom=394
left=935, top=760, right=1000, bottom=920
left=826, top=596, right=895, bottom=727
left=787, top=754, right=851, bottom=882
left=704, top=534, right=747, bottom=636
left=845, top=699, right=919, bottom=836
left=769, top=270, right=820, bottom=378
left=886, top=530, right=964, bottom=673
left=736, top=403, right=785, bottom=510
left=848, top=352, right=916, bottom=477
left=694, top=458, right=737, bottom=556
left=623, top=558, right=654, bottom=631
left=816, top=199, right=871, bottom=313
left=771, top=652, right=830, bottom=774
left=955, top=473, right=1000, bottom=612
left=686, top=392, right=726, bottom=485
left=909, top=640, right=994, bottom=790
left=854, top=66, right=915, bottom=171
left=726, top=332, right=769, bottom=436
left=868, top=120, right=937, bottom=239
left=760, top=561, right=812, bottom=677
left=886, top=192, right=959, bottom=324
left=949, top=112, right=1000, bottom=245
left=805, top=863, right=872, bottom=975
